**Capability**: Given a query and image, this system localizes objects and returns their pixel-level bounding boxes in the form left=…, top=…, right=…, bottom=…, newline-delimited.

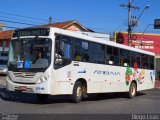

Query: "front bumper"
left=6, top=77, right=50, bottom=94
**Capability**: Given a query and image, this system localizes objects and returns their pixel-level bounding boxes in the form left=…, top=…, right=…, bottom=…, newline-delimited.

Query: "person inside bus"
left=32, top=52, right=41, bottom=63
left=74, top=51, right=81, bottom=61
left=34, top=52, right=49, bottom=67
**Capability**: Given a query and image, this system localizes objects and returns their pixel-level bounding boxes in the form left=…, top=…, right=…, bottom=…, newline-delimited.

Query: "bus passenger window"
left=131, top=52, right=140, bottom=68
left=141, top=54, right=149, bottom=69
left=54, top=35, right=72, bottom=68
left=82, top=52, right=89, bottom=62
left=120, top=49, right=130, bottom=67
left=90, top=42, right=105, bottom=64
left=149, top=56, right=154, bottom=69
left=106, top=46, right=119, bottom=66
left=74, top=39, right=89, bottom=62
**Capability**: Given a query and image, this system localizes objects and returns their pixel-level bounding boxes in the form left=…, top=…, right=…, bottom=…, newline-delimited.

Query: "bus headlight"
left=39, top=75, right=49, bottom=83
left=44, top=76, right=48, bottom=81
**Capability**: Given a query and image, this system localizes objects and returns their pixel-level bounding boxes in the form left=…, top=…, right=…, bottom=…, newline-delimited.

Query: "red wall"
left=0, top=39, right=10, bottom=47
left=115, top=32, right=160, bottom=55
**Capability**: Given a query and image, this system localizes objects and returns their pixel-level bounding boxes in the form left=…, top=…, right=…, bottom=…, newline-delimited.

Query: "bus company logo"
left=94, top=70, right=121, bottom=76
left=78, top=69, right=86, bottom=73
left=17, top=61, right=23, bottom=68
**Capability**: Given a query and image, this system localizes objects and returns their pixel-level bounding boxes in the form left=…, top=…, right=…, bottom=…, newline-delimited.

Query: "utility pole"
left=128, top=0, right=132, bottom=46
left=49, top=16, right=53, bottom=24
left=120, top=0, right=139, bottom=46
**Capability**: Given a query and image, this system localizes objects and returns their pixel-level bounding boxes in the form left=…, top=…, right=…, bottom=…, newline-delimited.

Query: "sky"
left=0, top=0, right=159, bottom=34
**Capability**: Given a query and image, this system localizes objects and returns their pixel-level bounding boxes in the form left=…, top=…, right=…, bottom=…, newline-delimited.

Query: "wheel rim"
left=76, top=86, right=82, bottom=99
left=131, top=86, right=136, bottom=96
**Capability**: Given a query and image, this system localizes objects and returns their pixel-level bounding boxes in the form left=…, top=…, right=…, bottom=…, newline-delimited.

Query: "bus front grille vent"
left=13, top=72, right=36, bottom=78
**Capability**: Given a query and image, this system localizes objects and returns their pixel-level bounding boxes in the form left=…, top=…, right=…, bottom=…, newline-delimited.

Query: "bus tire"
left=71, top=81, right=83, bottom=103
left=128, top=82, right=137, bottom=99
left=36, top=94, right=48, bottom=103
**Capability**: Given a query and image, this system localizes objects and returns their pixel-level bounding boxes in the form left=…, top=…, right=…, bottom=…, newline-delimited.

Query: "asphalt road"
left=0, top=75, right=160, bottom=120
left=0, top=84, right=160, bottom=114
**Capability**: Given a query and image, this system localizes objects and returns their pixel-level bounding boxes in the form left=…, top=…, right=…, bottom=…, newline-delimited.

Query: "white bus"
left=6, top=27, right=155, bottom=103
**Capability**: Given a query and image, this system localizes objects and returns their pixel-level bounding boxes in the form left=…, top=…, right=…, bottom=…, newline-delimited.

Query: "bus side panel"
left=136, top=70, right=155, bottom=91
left=51, top=63, right=155, bottom=95
left=51, top=62, right=125, bottom=95
left=52, top=65, right=74, bottom=95
left=85, top=63, right=128, bottom=93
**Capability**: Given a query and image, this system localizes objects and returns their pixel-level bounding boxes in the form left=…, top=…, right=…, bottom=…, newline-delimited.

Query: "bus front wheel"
left=128, top=82, right=137, bottom=99
left=71, top=81, right=83, bottom=103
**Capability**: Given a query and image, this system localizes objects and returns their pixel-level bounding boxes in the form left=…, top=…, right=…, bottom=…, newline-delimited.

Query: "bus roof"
left=51, top=27, right=155, bottom=56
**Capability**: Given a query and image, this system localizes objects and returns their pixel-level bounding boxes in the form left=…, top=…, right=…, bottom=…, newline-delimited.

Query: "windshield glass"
left=8, top=38, right=52, bottom=71
left=0, top=59, right=7, bottom=65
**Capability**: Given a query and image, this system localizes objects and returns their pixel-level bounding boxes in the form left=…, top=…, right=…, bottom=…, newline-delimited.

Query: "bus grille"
left=13, top=72, right=36, bottom=78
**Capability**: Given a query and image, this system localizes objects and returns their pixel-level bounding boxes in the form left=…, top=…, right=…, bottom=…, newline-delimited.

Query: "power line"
left=115, top=19, right=128, bottom=32
left=79, top=19, right=124, bottom=23
left=1, top=25, right=19, bottom=29
left=0, top=15, right=45, bottom=25
left=0, top=11, right=48, bottom=22
left=0, top=19, right=36, bottom=26
left=0, top=11, right=125, bottom=24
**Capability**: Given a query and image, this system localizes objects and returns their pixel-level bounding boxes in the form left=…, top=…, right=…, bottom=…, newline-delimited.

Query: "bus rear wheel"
left=36, top=94, right=48, bottom=103
left=128, top=82, right=137, bottom=99
left=71, top=81, right=83, bottom=103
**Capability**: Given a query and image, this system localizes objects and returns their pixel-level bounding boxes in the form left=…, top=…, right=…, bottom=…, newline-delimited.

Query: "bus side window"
left=120, top=49, right=130, bottom=67
left=74, top=39, right=89, bottom=62
left=106, top=46, right=119, bottom=66
left=74, top=39, right=82, bottom=61
left=90, top=42, right=105, bottom=64
left=141, top=54, right=149, bottom=69
left=149, top=56, right=154, bottom=70
left=131, top=52, right=140, bottom=68
left=54, top=35, right=72, bottom=68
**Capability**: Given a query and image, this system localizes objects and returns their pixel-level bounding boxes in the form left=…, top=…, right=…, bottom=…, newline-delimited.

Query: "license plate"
left=18, top=86, right=27, bottom=91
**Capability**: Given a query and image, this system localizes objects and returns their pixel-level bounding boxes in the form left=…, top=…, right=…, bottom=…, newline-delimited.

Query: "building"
left=36, top=20, right=110, bottom=40
left=0, top=30, right=12, bottom=55
left=33, top=20, right=93, bottom=32
left=114, top=31, right=160, bottom=79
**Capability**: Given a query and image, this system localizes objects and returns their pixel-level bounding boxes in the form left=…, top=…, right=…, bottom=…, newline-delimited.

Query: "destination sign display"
left=13, top=28, right=50, bottom=37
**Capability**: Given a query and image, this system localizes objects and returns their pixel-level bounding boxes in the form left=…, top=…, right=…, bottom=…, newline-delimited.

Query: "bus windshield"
left=8, top=38, right=52, bottom=71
